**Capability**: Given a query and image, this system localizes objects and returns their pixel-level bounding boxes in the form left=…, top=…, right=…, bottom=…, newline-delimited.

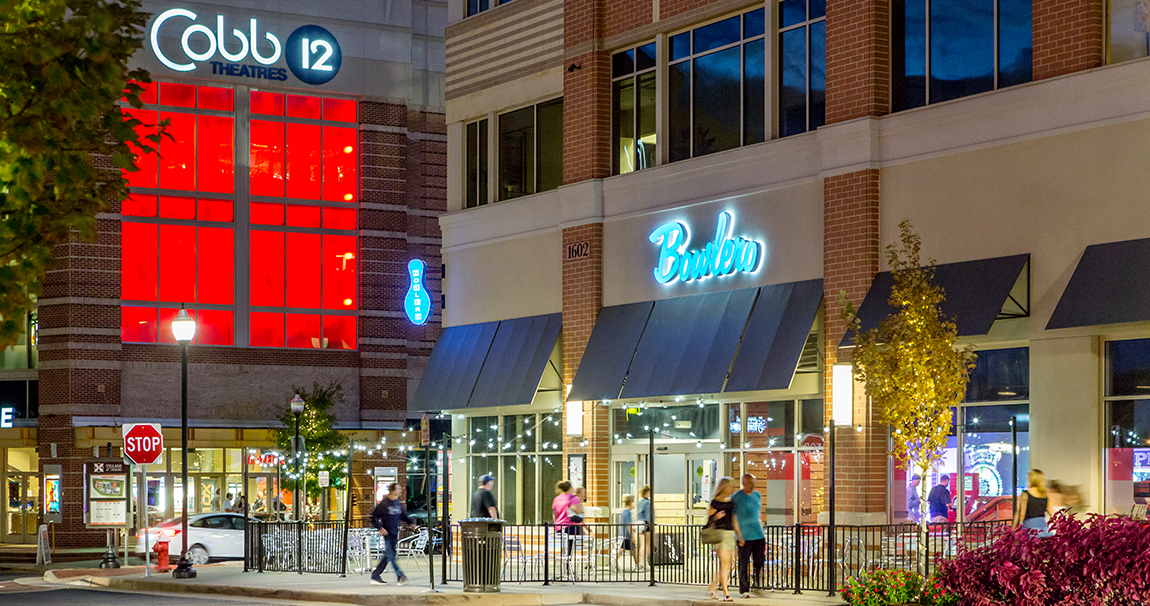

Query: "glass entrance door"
left=3, top=474, right=39, bottom=543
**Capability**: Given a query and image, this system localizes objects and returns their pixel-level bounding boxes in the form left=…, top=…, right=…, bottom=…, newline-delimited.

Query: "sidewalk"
left=43, top=561, right=843, bottom=606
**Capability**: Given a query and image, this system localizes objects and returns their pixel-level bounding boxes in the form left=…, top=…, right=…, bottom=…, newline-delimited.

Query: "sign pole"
left=422, top=416, right=439, bottom=593
left=142, top=462, right=151, bottom=576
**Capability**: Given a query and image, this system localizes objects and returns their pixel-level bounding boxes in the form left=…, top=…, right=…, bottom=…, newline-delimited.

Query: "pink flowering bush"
left=839, top=569, right=931, bottom=606
left=933, top=513, right=1150, bottom=605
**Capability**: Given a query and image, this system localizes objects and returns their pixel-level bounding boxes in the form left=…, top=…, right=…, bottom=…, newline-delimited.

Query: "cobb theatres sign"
left=149, top=8, right=342, bottom=85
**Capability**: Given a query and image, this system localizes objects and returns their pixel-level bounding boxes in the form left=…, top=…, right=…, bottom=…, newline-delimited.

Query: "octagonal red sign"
left=123, top=423, right=164, bottom=466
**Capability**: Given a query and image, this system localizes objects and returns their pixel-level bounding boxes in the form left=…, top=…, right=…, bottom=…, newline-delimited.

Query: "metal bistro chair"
left=396, top=527, right=428, bottom=570
left=345, top=528, right=373, bottom=574
left=502, top=536, right=540, bottom=582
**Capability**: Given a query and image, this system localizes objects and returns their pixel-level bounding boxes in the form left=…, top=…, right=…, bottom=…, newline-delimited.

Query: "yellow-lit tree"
left=840, top=220, right=975, bottom=570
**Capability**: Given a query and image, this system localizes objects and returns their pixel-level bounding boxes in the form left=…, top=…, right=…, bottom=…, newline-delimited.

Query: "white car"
left=136, top=513, right=249, bottom=564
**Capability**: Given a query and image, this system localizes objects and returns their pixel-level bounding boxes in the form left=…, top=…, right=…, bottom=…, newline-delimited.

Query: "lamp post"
left=171, top=306, right=196, bottom=579
left=290, top=394, right=305, bottom=521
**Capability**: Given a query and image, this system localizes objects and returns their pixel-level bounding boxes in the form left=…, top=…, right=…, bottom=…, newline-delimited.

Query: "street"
left=0, top=572, right=334, bottom=606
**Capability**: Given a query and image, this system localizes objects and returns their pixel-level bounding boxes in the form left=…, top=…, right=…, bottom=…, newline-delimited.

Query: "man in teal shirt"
left=730, top=473, right=764, bottom=597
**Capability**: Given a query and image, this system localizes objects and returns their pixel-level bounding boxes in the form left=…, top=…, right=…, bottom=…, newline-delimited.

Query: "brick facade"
left=825, top=0, right=891, bottom=124
left=1032, top=0, right=1104, bottom=81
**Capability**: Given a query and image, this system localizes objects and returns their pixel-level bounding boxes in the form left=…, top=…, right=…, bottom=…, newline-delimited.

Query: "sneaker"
left=397, top=576, right=409, bottom=586
left=740, top=593, right=751, bottom=599
left=370, top=578, right=387, bottom=585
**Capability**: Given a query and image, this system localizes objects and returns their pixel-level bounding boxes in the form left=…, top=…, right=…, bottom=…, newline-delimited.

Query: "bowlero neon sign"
left=649, top=212, right=762, bottom=285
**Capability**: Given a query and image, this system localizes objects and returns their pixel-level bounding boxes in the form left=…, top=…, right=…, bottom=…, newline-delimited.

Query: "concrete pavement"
left=42, top=562, right=843, bottom=606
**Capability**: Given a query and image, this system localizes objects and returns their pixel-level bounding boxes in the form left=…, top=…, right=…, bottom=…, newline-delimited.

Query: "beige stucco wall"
left=442, top=231, right=562, bottom=326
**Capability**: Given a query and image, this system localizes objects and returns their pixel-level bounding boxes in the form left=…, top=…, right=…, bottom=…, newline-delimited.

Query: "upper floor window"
left=669, top=9, right=768, bottom=162
left=1111, top=0, right=1150, bottom=64
left=468, top=0, right=512, bottom=17
left=612, top=43, right=657, bottom=175
left=465, top=118, right=489, bottom=208
left=779, top=0, right=826, bottom=136
left=892, top=0, right=1032, bottom=111
left=498, top=99, right=563, bottom=201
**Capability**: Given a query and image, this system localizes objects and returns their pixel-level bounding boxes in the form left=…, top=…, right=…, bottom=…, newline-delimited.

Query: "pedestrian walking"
left=704, top=477, right=742, bottom=602
left=906, top=474, right=922, bottom=523
left=636, top=485, right=652, bottom=571
left=470, top=474, right=499, bottom=518
left=618, top=494, right=639, bottom=569
left=731, top=473, right=764, bottom=598
left=927, top=475, right=951, bottom=523
left=1013, top=469, right=1054, bottom=536
left=552, top=480, right=582, bottom=560
left=210, top=489, right=221, bottom=512
left=222, top=492, right=234, bottom=514
left=237, top=494, right=249, bottom=517
left=370, top=483, right=413, bottom=586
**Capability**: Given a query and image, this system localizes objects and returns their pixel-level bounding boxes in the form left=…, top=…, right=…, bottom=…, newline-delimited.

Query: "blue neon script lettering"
left=404, top=259, right=432, bottom=325
left=649, top=212, right=761, bottom=284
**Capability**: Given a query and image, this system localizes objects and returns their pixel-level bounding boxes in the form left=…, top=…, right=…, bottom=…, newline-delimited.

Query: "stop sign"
left=122, top=423, right=164, bottom=465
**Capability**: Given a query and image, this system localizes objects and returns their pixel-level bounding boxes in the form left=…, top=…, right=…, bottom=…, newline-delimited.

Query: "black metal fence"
left=245, top=518, right=1009, bottom=592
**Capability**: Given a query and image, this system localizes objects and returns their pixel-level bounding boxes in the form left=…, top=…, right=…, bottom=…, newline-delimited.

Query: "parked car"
left=136, top=513, right=250, bottom=564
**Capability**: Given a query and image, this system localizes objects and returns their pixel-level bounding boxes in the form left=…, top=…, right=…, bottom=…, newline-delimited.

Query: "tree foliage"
left=1, top=0, right=158, bottom=346
left=840, top=219, right=976, bottom=526
left=271, top=381, right=350, bottom=514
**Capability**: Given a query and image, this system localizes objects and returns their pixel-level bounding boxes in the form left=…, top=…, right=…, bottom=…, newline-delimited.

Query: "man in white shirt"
left=222, top=492, right=234, bottom=513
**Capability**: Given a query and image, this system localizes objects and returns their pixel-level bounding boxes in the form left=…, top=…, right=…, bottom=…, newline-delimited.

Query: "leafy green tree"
left=272, top=381, right=349, bottom=518
left=840, top=220, right=976, bottom=569
left=1, top=0, right=159, bottom=346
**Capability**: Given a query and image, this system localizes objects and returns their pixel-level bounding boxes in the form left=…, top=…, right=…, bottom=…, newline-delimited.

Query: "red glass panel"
left=125, top=80, right=157, bottom=104
left=286, top=123, right=321, bottom=200
left=197, top=115, right=234, bottom=194
left=322, top=98, right=357, bottom=123
left=121, top=306, right=158, bottom=343
left=322, top=127, right=358, bottom=202
left=249, top=312, right=285, bottom=347
left=286, top=314, right=322, bottom=348
left=160, top=82, right=196, bottom=108
left=286, top=95, right=322, bottom=119
left=197, top=227, right=234, bottom=305
left=121, top=222, right=157, bottom=301
left=198, top=86, right=234, bottom=111
left=250, top=91, right=285, bottom=116
left=159, top=112, right=196, bottom=191
left=195, top=309, right=234, bottom=346
left=197, top=199, right=234, bottom=222
left=249, top=230, right=285, bottom=307
left=286, top=232, right=321, bottom=309
left=158, top=307, right=193, bottom=344
left=249, top=120, right=285, bottom=197
left=158, top=224, right=196, bottom=303
left=286, top=204, right=321, bottom=228
left=123, top=108, right=157, bottom=189
left=250, top=202, right=284, bottom=225
left=322, top=315, right=357, bottom=350
left=158, top=196, right=196, bottom=220
left=322, top=207, right=357, bottom=230
left=122, top=195, right=157, bottom=217
left=323, top=234, right=357, bottom=310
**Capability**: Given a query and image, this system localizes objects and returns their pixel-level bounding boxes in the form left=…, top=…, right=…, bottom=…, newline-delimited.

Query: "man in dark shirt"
left=927, top=475, right=952, bottom=522
left=370, top=483, right=413, bottom=585
left=470, top=474, right=499, bottom=518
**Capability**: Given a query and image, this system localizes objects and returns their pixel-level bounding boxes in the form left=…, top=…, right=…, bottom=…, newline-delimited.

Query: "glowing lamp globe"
left=290, top=394, right=305, bottom=415
left=171, top=307, right=196, bottom=344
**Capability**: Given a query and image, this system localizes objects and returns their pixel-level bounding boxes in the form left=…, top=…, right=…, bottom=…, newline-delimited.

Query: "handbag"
left=699, top=519, right=721, bottom=545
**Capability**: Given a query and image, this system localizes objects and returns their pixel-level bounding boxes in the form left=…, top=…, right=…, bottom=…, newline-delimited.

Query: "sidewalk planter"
left=838, top=569, right=957, bottom=606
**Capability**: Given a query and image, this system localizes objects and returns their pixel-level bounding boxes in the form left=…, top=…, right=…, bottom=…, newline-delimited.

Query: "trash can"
left=460, top=518, right=504, bottom=593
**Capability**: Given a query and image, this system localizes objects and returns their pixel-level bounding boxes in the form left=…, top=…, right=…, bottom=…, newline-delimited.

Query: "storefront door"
left=3, top=473, right=39, bottom=543
left=616, top=449, right=721, bottom=526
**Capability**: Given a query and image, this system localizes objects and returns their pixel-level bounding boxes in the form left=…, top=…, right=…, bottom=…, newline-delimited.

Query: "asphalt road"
left=0, top=575, right=333, bottom=606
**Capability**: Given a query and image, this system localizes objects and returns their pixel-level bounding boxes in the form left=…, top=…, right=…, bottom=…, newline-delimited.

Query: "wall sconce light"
left=832, top=363, right=854, bottom=426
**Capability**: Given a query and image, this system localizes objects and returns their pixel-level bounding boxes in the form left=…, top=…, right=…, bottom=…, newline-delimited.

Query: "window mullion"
left=235, top=84, right=251, bottom=347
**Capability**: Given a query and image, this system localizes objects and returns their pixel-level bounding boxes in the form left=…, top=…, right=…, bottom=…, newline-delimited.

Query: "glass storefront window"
left=966, top=347, right=1029, bottom=402
left=541, top=413, right=563, bottom=451
left=745, top=401, right=793, bottom=448
left=1110, top=0, right=1150, bottom=64
left=469, top=416, right=498, bottom=454
left=464, top=413, right=561, bottom=523
left=612, top=403, right=720, bottom=441
left=190, top=449, right=224, bottom=473
left=226, top=449, right=243, bottom=472
left=1106, top=399, right=1150, bottom=515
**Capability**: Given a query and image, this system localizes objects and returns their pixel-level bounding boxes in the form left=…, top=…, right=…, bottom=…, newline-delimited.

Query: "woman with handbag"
left=702, top=476, right=743, bottom=601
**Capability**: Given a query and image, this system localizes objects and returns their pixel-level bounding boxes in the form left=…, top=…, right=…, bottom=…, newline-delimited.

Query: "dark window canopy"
left=1047, top=238, right=1150, bottom=330
left=840, top=254, right=1029, bottom=347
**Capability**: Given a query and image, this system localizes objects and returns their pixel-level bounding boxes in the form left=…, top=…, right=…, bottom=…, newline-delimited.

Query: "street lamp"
left=290, top=394, right=305, bottom=521
left=171, top=306, right=196, bottom=579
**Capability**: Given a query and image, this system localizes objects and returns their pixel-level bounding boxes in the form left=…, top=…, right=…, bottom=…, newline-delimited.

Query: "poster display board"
left=84, top=459, right=130, bottom=528
left=43, top=464, right=62, bottom=524
left=568, top=454, right=585, bottom=489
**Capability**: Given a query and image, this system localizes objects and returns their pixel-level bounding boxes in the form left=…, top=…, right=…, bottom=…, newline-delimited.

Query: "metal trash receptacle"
left=460, top=518, right=504, bottom=593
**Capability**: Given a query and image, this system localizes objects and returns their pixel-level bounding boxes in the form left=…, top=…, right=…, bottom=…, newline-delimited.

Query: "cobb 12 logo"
left=151, top=8, right=341, bottom=85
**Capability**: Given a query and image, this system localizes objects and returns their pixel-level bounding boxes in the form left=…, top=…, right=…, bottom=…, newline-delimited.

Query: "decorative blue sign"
left=649, top=212, right=762, bottom=285
left=404, top=259, right=432, bottom=325
left=285, top=25, right=342, bottom=85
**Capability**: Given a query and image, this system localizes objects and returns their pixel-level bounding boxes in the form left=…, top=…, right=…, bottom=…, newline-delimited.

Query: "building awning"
left=1047, top=238, right=1150, bottom=330
left=411, top=312, right=564, bottom=412
left=841, top=254, right=1030, bottom=347
left=469, top=313, right=563, bottom=408
left=726, top=279, right=825, bottom=392
left=621, top=288, right=759, bottom=399
left=566, top=301, right=654, bottom=403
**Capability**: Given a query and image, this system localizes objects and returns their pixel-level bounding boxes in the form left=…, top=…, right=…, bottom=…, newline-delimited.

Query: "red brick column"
left=825, top=0, right=891, bottom=124
left=563, top=0, right=611, bottom=185
left=1032, top=0, right=1103, bottom=80
left=560, top=223, right=608, bottom=507
left=823, top=169, right=887, bottom=520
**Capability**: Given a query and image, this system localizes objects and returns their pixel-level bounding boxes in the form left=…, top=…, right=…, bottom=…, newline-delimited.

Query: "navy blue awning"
left=567, top=302, right=654, bottom=402
left=621, top=288, right=759, bottom=399
left=1047, top=238, right=1150, bottom=329
left=469, top=313, right=563, bottom=408
left=726, top=279, right=824, bottom=392
left=411, top=321, right=499, bottom=412
left=841, top=254, right=1029, bottom=347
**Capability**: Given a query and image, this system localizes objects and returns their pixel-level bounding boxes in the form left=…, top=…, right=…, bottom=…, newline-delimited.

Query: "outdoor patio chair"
left=396, top=528, right=429, bottom=571
left=501, top=536, right=540, bottom=582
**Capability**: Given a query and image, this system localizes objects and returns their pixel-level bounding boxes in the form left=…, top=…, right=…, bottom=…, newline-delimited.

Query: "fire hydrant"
left=152, top=540, right=171, bottom=572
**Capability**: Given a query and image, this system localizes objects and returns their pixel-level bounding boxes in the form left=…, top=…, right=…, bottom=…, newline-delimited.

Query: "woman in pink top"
left=552, top=480, right=583, bottom=559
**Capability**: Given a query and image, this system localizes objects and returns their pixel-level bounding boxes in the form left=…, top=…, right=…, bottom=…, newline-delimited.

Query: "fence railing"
left=245, top=518, right=1009, bottom=592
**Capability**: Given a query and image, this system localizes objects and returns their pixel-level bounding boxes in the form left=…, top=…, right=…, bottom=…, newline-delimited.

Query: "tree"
left=840, top=220, right=976, bottom=569
left=1, top=0, right=159, bottom=346
left=271, top=381, right=349, bottom=519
